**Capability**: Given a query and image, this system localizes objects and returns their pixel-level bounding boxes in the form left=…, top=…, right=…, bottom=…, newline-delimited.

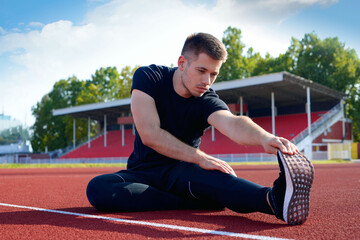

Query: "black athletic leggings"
left=86, top=162, right=273, bottom=214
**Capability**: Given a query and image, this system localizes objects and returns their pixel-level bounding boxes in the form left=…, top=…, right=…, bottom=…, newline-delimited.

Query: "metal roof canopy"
left=52, top=72, right=346, bottom=122
left=53, top=98, right=131, bottom=122
left=213, top=72, right=345, bottom=108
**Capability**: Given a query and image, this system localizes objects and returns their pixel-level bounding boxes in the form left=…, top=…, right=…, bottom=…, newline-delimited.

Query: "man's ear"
left=178, top=55, right=186, bottom=71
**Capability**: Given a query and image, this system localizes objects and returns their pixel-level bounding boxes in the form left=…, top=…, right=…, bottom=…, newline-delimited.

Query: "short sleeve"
left=131, top=65, right=164, bottom=99
left=201, top=89, right=230, bottom=124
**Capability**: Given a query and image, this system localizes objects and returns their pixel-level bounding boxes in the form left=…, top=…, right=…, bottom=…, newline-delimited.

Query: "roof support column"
left=239, top=96, right=243, bottom=116
left=341, top=99, right=345, bottom=137
left=271, top=91, right=276, bottom=135
left=305, top=87, right=312, bottom=159
left=88, top=116, right=91, bottom=148
left=121, top=124, right=125, bottom=146
left=121, top=113, right=125, bottom=146
left=307, top=87, right=312, bottom=136
left=104, top=114, right=107, bottom=147
left=73, top=118, right=76, bottom=149
left=211, top=126, right=215, bottom=141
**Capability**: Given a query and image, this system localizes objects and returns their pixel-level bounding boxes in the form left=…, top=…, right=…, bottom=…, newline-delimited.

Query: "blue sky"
left=0, top=0, right=97, bottom=29
left=0, top=0, right=359, bottom=127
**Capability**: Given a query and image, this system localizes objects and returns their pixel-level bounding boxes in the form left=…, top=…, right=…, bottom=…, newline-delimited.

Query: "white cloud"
left=28, top=22, right=45, bottom=28
left=0, top=26, right=5, bottom=35
left=212, top=0, right=338, bottom=25
left=0, top=0, right=339, bottom=126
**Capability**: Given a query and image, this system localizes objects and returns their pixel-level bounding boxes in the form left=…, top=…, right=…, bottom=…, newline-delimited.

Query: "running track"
left=0, top=163, right=359, bottom=239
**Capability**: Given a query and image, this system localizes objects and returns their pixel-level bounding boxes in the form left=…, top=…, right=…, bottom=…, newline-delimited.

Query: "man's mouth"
left=197, top=86, right=208, bottom=93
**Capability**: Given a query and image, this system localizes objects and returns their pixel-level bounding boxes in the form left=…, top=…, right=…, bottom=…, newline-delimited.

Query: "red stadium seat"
left=60, top=112, right=326, bottom=158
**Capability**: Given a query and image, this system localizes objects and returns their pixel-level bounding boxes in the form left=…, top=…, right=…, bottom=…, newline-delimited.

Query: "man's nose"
left=202, top=74, right=211, bottom=85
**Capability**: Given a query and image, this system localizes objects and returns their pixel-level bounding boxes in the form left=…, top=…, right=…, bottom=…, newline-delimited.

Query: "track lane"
left=0, top=164, right=359, bottom=239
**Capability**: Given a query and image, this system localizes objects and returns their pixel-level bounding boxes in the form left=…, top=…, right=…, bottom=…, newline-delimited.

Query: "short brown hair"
left=181, top=32, right=227, bottom=63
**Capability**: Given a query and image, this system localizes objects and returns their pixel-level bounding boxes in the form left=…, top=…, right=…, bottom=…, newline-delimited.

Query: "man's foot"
left=268, top=150, right=314, bottom=225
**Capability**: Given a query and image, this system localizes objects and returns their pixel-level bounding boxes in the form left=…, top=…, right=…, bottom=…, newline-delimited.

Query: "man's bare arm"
left=131, top=90, right=236, bottom=176
left=208, top=110, right=298, bottom=155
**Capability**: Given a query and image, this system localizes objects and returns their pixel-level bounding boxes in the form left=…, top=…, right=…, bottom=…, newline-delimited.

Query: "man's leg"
left=167, top=162, right=273, bottom=215
left=86, top=171, right=182, bottom=212
left=167, top=151, right=314, bottom=225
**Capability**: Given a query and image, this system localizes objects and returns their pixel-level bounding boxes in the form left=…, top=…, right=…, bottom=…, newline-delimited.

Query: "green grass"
left=0, top=159, right=352, bottom=169
left=229, top=159, right=351, bottom=166
left=0, top=163, right=127, bottom=169
left=311, top=159, right=351, bottom=164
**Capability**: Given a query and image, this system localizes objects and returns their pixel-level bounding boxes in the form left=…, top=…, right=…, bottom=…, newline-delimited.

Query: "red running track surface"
left=0, top=163, right=359, bottom=239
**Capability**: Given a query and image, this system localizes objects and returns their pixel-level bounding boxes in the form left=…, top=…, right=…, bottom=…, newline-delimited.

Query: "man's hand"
left=261, top=135, right=299, bottom=155
left=197, top=152, right=237, bottom=177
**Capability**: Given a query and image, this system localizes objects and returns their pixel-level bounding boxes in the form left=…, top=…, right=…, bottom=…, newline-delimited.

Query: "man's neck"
left=173, top=69, right=191, bottom=98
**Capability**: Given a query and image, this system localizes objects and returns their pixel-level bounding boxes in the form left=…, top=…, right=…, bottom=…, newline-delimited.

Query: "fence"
left=1, top=153, right=277, bottom=164
left=4, top=148, right=354, bottom=164
left=0, top=156, right=128, bottom=164
left=312, top=151, right=328, bottom=160
left=208, top=153, right=277, bottom=162
left=327, top=143, right=352, bottom=160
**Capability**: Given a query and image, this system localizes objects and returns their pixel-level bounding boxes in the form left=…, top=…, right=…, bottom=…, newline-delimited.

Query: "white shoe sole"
left=278, top=151, right=314, bottom=225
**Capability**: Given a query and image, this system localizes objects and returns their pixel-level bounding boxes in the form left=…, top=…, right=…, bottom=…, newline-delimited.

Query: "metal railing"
left=211, top=153, right=277, bottom=162
left=1, top=151, right=333, bottom=164
left=0, top=156, right=128, bottom=164
left=291, top=103, right=342, bottom=145
left=56, top=132, right=104, bottom=158
left=1, top=153, right=277, bottom=164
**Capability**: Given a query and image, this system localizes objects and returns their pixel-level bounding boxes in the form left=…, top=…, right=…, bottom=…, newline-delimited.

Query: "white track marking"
left=0, top=202, right=292, bottom=240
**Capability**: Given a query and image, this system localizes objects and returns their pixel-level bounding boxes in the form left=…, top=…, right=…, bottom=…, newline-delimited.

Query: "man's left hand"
left=261, top=136, right=299, bottom=155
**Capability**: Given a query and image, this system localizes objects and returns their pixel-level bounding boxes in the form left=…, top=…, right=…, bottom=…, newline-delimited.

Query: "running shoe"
left=269, top=150, right=314, bottom=225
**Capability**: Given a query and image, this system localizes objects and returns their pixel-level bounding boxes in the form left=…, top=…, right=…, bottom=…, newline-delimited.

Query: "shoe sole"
left=277, top=150, right=314, bottom=225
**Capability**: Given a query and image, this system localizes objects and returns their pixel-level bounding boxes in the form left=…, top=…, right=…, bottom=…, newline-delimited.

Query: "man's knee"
left=86, top=175, right=108, bottom=211
left=86, top=175, right=127, bottom=211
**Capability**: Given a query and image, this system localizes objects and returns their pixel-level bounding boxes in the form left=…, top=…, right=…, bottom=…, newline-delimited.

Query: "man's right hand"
left=197, top=151, right=237, bottom=177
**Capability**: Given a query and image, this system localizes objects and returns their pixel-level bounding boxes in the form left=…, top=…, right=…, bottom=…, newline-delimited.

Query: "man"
left=87, top=33, right=314, bottom=225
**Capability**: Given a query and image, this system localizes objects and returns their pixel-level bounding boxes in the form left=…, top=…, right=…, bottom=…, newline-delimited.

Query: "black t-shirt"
left=128, top=64, right=229, bottom=170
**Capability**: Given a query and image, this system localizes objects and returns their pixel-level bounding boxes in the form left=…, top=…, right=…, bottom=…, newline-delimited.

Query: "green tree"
left=31, top=66, right=139, bottom=152
left=76, top=67, right=114, bottom=105
left=347, top=82, right=360, bottom=142
left=31, top=76, right=86, bottom=152
left=217, top=26, right=247, bottom=82
left=252, top=52, right=294, bottom=76
left=290, top=33, right=359, bottom=93
left=117, top=65, right=139, bottom=98
left=243, top=47, right=262, bottom=76
left=77, top=66, right=138, bottom=105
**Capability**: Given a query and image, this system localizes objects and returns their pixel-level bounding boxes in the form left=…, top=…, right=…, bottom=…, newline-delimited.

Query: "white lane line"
left=0, top=202, right=292, bottom=240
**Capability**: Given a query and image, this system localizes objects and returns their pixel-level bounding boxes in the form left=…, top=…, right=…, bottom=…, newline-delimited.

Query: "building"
left=0, top=113, right=21, bottom=132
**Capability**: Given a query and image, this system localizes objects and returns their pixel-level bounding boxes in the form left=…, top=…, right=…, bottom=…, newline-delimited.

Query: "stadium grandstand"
left=52, top=72, right=354, bottom=162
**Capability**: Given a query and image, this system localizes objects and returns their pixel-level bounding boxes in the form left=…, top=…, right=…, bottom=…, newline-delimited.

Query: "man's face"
left=179, top=52, right=222, bottom=98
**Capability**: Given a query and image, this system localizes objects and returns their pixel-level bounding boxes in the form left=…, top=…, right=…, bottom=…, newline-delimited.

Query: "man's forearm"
left=225, top=115, right=273, bottom=147
left=142, top=126, right=206, bottom=165
left=142, top=126, right=237, bottom=176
